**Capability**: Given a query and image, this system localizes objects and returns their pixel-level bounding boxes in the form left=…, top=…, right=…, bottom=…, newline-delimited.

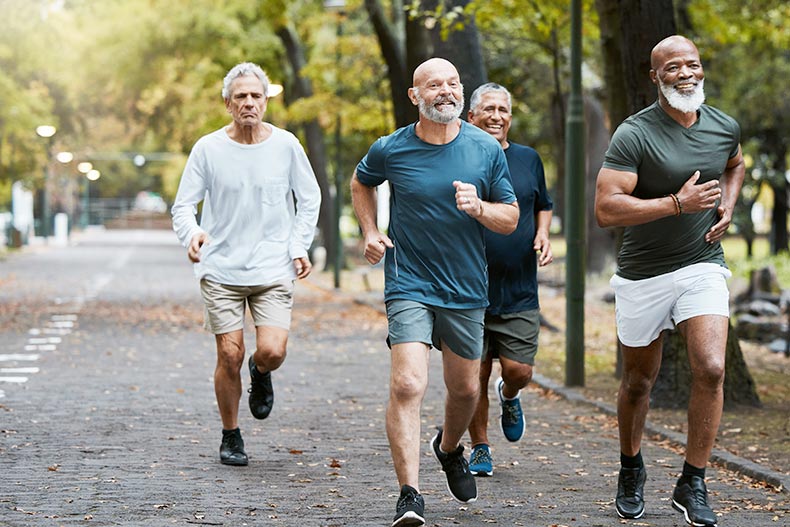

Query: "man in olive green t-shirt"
left=595, top=36, right=744, bottom=527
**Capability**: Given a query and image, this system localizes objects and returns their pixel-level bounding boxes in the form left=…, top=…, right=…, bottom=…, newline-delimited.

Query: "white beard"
left=659, top=78, right=705, bottom=114
left=415, top=91, right=464, bottom=124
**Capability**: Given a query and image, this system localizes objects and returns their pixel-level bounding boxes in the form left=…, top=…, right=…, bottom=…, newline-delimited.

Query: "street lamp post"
left=325, top=0, right=346, bottom=290
left=35, top=125, right=57, bottom=242
left=77, top=162, right=93, bottom=228
left=85, top=169, right=101, bottom=226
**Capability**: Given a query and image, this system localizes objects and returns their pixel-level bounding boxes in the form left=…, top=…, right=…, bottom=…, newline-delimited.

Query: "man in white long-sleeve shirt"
left=172, top=62, right=321, bottom=466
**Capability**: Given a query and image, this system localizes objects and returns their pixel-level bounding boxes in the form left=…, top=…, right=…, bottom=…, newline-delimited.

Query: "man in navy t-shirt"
left=351, top=59, right=519, bottom=527
left=465, top=83, right=554, bottom=477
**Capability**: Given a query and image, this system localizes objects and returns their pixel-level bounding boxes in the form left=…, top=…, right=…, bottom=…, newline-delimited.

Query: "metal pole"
left=42, top=138, right=52, bottom=242
left=565, top=0, right=585, bottom=387
left=81, top=178, right=89, bottom=228
left=332, top=12, right=344, bottom=290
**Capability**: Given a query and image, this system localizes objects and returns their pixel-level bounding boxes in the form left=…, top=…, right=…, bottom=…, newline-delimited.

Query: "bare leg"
left=386, top=342, right=431, bottom=491
left=618, top=336, right=663, bottom=456
left=678, top=315, right=728, bottom=468
left=499, top=356, right=533, bottom=397
left=468, top=354, right=494, bottom=446
left=440, top=343, right=480, bottom=452
left=252, top=325, right=289, bottom=373
left=214, top=330, right=245, bottom=430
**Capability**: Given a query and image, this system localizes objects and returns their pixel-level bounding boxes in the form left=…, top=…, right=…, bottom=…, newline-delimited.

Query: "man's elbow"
left=502, top=205, right=519, bottom=234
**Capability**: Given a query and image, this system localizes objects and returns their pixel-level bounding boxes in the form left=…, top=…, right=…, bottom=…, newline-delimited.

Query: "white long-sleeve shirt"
left=171, top=125, right=321, bottom=285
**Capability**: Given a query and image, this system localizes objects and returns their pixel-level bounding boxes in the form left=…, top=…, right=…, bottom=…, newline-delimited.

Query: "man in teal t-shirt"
left=595, top=36, right=745, bottom=527
left=351, top=58, right=518, bottom=527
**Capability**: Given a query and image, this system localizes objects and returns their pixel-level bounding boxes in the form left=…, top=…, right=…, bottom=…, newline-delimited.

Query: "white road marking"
left=0, top=354, right=40, bottom=361
left=0, top=377, right=28, bottom=383
left=0, top=367, right=40, bottom=373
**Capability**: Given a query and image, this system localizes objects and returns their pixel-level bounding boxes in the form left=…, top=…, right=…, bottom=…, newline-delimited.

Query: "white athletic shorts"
left=609, top=262, right=731, bottom=347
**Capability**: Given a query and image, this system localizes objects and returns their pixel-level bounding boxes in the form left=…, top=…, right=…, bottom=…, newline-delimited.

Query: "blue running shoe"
left=497, top=377, right=525, bottom=442
left=469, top=444, right=493, bottom=477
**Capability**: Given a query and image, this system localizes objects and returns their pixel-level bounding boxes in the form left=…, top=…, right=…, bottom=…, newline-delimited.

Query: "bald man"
left=595, top=36, right=744, bottom=527
left=351, top=58, right=519, bottom=527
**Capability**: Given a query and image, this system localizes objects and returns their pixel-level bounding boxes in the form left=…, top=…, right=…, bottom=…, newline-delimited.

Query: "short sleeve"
left=602, top=121, right=643, bottom=173
left=488, top=148, right=516, bottom=204
left=356, top=137, right=388, bottom=187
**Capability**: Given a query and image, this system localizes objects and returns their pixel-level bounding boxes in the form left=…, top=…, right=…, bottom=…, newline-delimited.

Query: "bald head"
left=651, top=35, right=699, bottom=70
left=412, top=58, right=459, bottom=87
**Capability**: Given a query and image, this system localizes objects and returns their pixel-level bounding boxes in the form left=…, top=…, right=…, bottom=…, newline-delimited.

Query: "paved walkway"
left=0, top=232, right=787, bottom=526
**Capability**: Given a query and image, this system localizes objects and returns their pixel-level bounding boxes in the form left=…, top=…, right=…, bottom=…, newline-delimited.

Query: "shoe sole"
left=470, top=469, right=493, bottom=477
left=430, top=433, right=478, bottom=503
left=497, top=377, right=525, bottom=442
left=220, top=457, right=248, bottom=467
left=672, top=498, right=717, bottom=527
left=615, top=505, right=645, bottom=520
left=391, top=511, right=425, bottom=527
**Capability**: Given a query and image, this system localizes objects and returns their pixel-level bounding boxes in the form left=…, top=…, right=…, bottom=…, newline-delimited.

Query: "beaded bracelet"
left=669, top=193, right=681, bottom=216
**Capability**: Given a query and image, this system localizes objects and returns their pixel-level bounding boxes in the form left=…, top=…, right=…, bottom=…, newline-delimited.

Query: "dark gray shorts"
left=385, top=299, right=485, bottom=360
left=483, top=308, right=540, bottom=365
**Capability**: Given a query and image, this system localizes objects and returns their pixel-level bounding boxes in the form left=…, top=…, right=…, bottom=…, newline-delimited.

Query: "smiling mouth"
left=674, top=82, right=696, bottom=90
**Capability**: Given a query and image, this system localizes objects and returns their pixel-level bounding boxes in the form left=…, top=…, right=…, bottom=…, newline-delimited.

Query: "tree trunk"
left=585, top=95, right=616, bottom=273
left=650, top=324, right=761, bottom=409
left=364, top=0, right=414, bottom=128
left=276, top=25, right=335, bottom=263
left=426, top=0, right=487, bottom=118
left=618, top=0, right=676, bottom=114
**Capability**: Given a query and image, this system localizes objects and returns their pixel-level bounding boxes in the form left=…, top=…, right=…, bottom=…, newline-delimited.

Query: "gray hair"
left=469, top=83, right=512, bottom=114
left=222, top=62, right=270, bottom=99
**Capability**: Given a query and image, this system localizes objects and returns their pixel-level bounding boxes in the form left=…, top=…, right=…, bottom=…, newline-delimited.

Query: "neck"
left=415, top=118, right=461, bottom=145
left=658, top=98, right=698, bottom=129
left=226, top=121, right=271, bottom=144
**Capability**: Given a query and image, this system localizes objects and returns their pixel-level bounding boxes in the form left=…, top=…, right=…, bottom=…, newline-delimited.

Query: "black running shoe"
left=248, top=356, right=274, bottom=419
left=392, top=485, right=425, bottom=527
left=672, top=475, right=718, bottom=527
left=615, top=465, right=646, bottom=519
left=430, top=428, right=477, bottom=503
left=219, top=428, right=248, bottom=466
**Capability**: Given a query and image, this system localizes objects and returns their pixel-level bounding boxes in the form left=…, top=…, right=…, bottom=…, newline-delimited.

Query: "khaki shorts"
left=483, top=308, right=540, bottom=365
left=200, top=278, right=294, bottom=334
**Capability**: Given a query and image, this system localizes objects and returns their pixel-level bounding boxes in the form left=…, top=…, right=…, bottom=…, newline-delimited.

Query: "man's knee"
left=390, top=372, right=427, bottom=402
left=447, top=377, right=479, bottom=403
left=621, top=370, right=655, bottom=401
left=692, top=356, right=725, bottom=389
left=502, top=362, right=533, bottom=388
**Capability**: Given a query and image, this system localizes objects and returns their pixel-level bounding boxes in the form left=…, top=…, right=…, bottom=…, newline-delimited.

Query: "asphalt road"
left=0, top=229, right=786, bottom=526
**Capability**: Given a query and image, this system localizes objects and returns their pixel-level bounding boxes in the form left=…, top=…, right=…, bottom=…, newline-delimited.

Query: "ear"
left=649, top=69, right=658, bottom=86
left=224, top=98, right=232, bottom=113
left=407, top=87, right=419, bottom=106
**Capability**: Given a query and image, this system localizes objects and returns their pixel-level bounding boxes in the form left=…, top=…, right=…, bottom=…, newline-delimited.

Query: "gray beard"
left=417, top=94, right=464, bottom=124
left=659, top=78, right=705, bottom=114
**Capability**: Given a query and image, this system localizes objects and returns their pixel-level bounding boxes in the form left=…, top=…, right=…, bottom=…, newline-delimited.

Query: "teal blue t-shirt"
left=356, top=121, right=516, bottom=308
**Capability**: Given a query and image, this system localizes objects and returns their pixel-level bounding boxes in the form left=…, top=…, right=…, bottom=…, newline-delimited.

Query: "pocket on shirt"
left=261, top=184, right=290, bottom=242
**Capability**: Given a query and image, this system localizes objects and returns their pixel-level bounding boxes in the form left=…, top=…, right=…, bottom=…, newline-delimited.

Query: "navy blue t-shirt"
left=356, top=121, right=516, bottom=309
left=485, top=143, right=553, bottom=315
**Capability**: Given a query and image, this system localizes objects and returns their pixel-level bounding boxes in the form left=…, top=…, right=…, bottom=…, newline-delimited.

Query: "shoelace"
left=444, top=450, right=470, bottom=476
left=397, top=491, right=421, bottom=509
left=690, top=484, right=710, bottom=507
left=502, top=400, right=521, bottom=424
left=620, top=470, right=641, bottom=497
left=470, top=448, right=491, bottom=466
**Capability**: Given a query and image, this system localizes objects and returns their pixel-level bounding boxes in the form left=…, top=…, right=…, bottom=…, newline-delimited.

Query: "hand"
left=188, top=232, right=208, bottom=263
left=533, top=232, right=553, bottom=267
left=293, top=256, right=312, bottom=279
left=363, top=231, right=394, bottom=265
left=705, top=205, right=732, bottom=244
left=675, top=171, right=721, bottom=214
left=453, top=180, right=482, bottom=218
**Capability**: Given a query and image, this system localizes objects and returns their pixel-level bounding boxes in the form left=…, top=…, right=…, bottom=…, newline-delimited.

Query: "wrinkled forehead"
left=228, top=74, right=266, bottom=97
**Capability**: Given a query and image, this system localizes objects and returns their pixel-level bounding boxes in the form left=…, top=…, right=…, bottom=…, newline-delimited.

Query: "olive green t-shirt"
left=602, top=102, right=741, bottom=280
